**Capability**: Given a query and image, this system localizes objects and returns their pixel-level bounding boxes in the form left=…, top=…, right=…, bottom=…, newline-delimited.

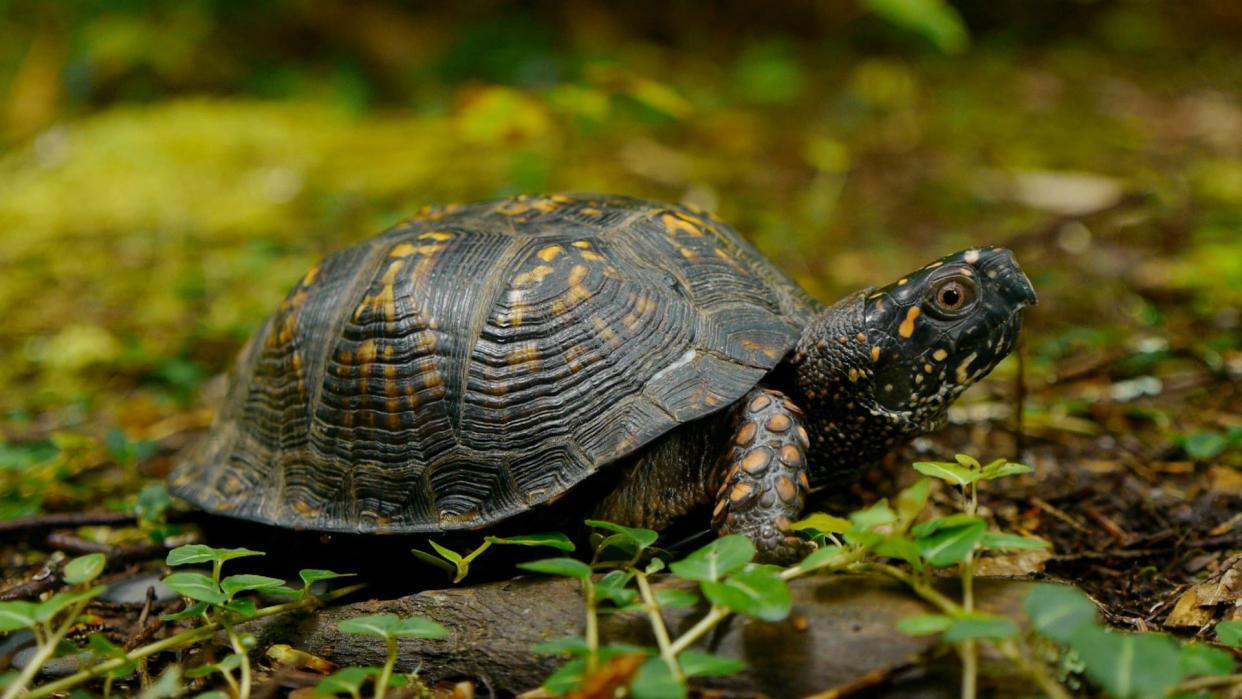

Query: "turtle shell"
left=170, top=194, right=817, bottom=532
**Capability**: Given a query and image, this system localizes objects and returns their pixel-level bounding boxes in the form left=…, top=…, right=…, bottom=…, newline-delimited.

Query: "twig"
left=634, top=573, right=682, bottom=681
left=1029, top=497, right=1093, bottom=536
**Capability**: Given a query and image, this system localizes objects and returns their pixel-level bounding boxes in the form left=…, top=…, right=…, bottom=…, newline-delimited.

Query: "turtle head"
left=793, top=247, right=1035, bottom=481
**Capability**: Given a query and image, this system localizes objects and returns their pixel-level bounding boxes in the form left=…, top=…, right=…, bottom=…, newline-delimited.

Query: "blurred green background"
left=1, top=0, right=1239, bottom=516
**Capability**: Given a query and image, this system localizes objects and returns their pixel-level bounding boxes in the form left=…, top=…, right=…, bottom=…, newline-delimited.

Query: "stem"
left=225, top=625, right=252, bottom=699
left=2, top=599, right=91, bottom=699
left=583, top=579, right=599, bottom=674
left=374, top=636, right=397, bottom=699
left=858, top=563, right=1071, bottom=699
left=1174, top=673, right=1242, bottom=693
left=668, top=606, right=730, bottom=656
left=25, top=583, right=366, bottom=699
left=634, top=573, right=682, bottom=681
left=960, top=550, right=976, bottom=699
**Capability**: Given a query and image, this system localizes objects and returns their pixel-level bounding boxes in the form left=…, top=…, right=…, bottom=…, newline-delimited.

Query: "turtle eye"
left=927, top=276, right=977, bottom=318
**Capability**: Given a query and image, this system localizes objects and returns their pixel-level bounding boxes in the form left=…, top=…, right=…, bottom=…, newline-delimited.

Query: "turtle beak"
left=978, top=248, right=1037, bottom=308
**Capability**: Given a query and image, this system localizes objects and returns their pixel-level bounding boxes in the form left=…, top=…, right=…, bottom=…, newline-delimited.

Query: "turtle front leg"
left=712, top=387, right=814, bottom=564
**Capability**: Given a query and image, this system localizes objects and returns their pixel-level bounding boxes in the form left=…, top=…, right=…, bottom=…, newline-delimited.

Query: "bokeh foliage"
left=1, top=0, right=1240, bottom=513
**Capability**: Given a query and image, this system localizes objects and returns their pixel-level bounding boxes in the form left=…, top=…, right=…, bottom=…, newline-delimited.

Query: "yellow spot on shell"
left=661, top=212, right=703, bottom=237
left=300, top=265, right=320, bottom=287
left=292, top=500, right=318, bottom=516
left=581, top=206, right=602, bottom=217
left=580, top=250, right=605, bottom=262
left=509, top=344, right=539, bottom=366
left=513, top=265, right=555, bottom=287
left=389, top=243, right=417, bottom=257
left=848, top=368, right=860, bottom=383
left=572, top=240, right=592, bottom=249
left=679, top=246, right=697, bottom=260
left=899, top=307, right=921, bottom=338
left=358, top=340, right=377, bottom=363
left=568, top=265, right=589, bottom=286
left=418, top=231, right=454, bottom=241
left=538, top=245, right=565, bottom=262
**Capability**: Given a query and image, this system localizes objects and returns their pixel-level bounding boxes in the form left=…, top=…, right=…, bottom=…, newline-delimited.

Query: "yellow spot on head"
left=924, top=261, right=943, bottom=269
left=871, top=346, right=881, bottom=363
left=899, top=306, right=921, bottom=338
left=897, top=278, right=909, bottom=286
left=537, top=245, right=565, bottom=262
left=932, top=349, right=948, bottom=361
left=848, top=368, right=860, bottom=383
left=956, top=352, right=978, bottom=383
left=964, top=249, right=980, bottom=265
left=301, top=265, right=320, bottom=287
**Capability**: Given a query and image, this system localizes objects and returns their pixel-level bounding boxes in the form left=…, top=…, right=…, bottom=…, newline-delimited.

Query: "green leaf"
left=895, top=478, right=931, bottom=523
left=897, top=614, right=953, bottom=636
left=913, top=460, right=977, bottom=486
left=796, top=545, right=845, bottom=573
left=1217, top=620, right=1242, bottom=647
left=789, top=513, right=851, bottom=534
left=139, top=666, right=183, bottom=699
left=1183, top=431, right=1229, bottom=459
left=518, top=557, right=592, bottom=579
left=0, top=601, right=37, bottom=631
left=701, top=565, right=791, bottom=622
left=317, top=666, right=378, bottom=697
left=133, top=483, right=172, bottom=525
left=88, top=633, right=127, bottom=658
left=655, top=588, right=699, bottom=610
left=586, top=520, right=659, bottom=549
left=944, top=613, right=1019, bottom=641
left=220, top=574, right=286, bottom=599
left=668, top=535, right=754, bottom=583
left=1179, top=642, right=1234, bottom=677
left=645, top=558, right=665, bottom=575
left=874, top=535, right=922, bottom=567
left=848, top=500, right=897, bottom=531
left=542, top=657, right=586, bottom=695
left=596, top=570, right=637, bottom=607
left=1023, top=584, right=1098, bottom=644
left=954, top=453, right=981, bottom=469
left=1068, top=626, right=1183, bottom=698
left=916, top=520, right=986, bottom=567
left=162, top=572, right=227, bottom=605
left=980, top=532, right=1050, bottom=552
left=63, top=553, right=106, bottom=584
left=428, top=540, right=463, bottom=565
left=978, top=459, right=1033, bottom=481
left=165, top=544, right=262, bottom=567
left=34, top=587, right=106, bottom=622
left=911, top=513, right=982, bottom=538
left=222, top=598, right=258, bottom=619
left=160, top=602, right=209, bottom=621
left=485, top=532, right=576, bottom=552
left=678, top=650, right=744, bottom=678
left=410, top=548, right=457, bottom=576
left=630, top=657, right=686, bottom=699
left=338, top=614, right=398, bottom=637
left=299, top=569, right=356, bottom=588
left=532, top=637, right=590, bottom=656
left=390, top=616, right=449, bottom=639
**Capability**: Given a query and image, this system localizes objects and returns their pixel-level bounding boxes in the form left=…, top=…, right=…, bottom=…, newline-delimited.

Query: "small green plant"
left=0, top=553, right=108, bottom=699
left=411, top=531, right=575, bottom=582
left=0, top=544, right=362, bottom=699
left=318, top=614, right=448, bottom=699
left=524, top=454, right=1241, bottom=698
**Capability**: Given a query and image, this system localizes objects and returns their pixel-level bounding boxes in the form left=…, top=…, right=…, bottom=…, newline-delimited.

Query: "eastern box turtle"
left=170, top=194, right=1036, bottom=561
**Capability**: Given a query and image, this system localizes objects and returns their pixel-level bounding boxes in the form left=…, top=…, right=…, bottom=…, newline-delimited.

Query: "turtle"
left=170, top=193, right=1036, bottom=562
